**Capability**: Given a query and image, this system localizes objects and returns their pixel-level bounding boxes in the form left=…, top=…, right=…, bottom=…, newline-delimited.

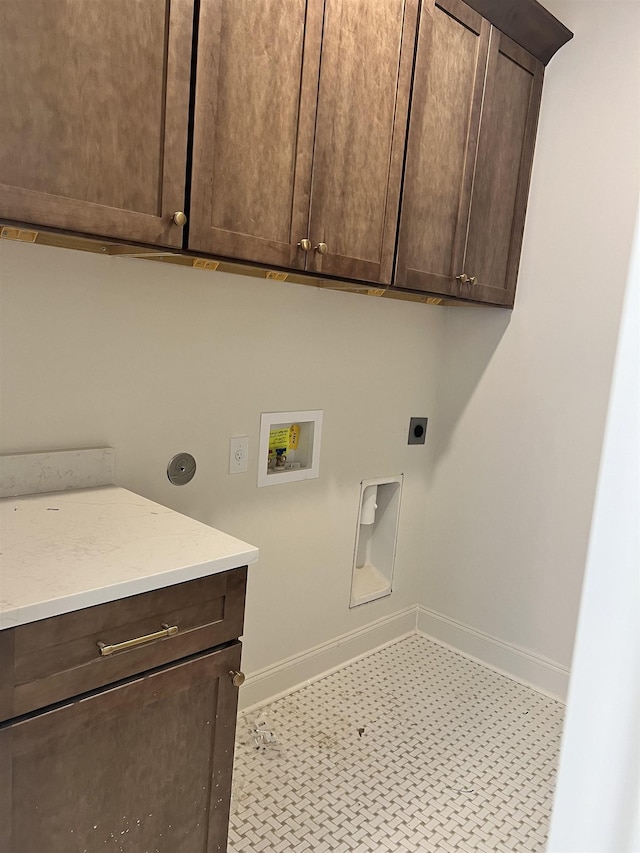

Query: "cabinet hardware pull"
left=172, top=211, right=187, bottom=227
left=229, top=670, right=246, bottom=687
left=298, top=238, right=311, bottom=251
left=456, top=273, right=477, bottom=285
left=314, top=242, right=328, bottom=255
left=97, top=623, right=179, bottom=657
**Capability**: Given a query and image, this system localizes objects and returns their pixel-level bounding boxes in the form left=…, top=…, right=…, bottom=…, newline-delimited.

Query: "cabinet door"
left=0, top=644, right=242, bottom=853
left=458, top=31, right=543, bottom=306
left=306, top=0, right=417, bottom=284
left=395, top=0, right=490, bottom=297
left=0, top=0, right=193, bottom=248
left=188, top=0, right=323, bottom=269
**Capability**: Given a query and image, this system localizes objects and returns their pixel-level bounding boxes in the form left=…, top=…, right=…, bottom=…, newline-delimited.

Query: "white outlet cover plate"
left=229, top=436, right=249, bottom=474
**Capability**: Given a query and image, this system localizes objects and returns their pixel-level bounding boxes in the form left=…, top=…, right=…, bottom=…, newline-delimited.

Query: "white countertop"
left=0, top=485, right=259, bottom=629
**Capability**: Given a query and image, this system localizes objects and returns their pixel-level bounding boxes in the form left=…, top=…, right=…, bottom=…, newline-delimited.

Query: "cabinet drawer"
left=0, top=566, right=246, bottom=722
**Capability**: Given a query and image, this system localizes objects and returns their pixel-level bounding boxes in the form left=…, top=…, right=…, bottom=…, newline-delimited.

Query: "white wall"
left=421, top=0, right=640, bottom=688
left=1, top=0, right=637, bottom=706
left=0, top=242, right=442, bottom=692
left=548, top=202, right=639, bottom=852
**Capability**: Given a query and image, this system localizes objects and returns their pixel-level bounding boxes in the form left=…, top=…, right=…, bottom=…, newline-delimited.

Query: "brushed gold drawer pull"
left=97, top=623, right=179, bottom=657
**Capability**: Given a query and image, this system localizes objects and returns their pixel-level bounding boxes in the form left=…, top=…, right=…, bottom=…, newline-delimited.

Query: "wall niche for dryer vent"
left=350, top=475, right=403, bottom=607
left=257, top=410, right=323, bottom=487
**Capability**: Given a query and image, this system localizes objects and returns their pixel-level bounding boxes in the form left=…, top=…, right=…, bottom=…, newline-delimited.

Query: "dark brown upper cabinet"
left=188, top=0, right=418, bottom=285
left=0, top=0, right=194, bottom=248
left=395, top=0, right=545, bottom=307
left=0, top=0, right=571, bottom=306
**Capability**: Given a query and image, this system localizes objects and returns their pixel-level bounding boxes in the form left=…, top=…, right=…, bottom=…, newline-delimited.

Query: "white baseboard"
left=416, top=605, right=569, bottom=702
left=238, top=606, right=417, bottom=712
left=239, top=604, right=570, bottom=712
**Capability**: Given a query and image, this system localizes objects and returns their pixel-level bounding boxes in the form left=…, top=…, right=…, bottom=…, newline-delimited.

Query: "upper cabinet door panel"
left=459, top=31, right=543, bottom=305
left=395, top=0, right=489, bottom=295
left=307, top=0, right=418, bottom=284
left=188, top=0, right=323, bottom=268
left=0, top=0, right=193, bottom=247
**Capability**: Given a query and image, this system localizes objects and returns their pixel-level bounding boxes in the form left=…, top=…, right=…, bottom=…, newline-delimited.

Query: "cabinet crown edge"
left=463, top=0, right=573, bottom=64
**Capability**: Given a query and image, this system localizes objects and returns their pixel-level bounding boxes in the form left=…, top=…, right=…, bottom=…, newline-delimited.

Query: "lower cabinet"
left=1, top=645, right=241, bottom=853
left=0, top=568, right=247, bottom=853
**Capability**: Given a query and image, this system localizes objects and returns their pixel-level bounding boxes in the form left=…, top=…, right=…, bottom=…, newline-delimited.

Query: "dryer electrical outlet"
left=408, top=417, right=428, bottom=445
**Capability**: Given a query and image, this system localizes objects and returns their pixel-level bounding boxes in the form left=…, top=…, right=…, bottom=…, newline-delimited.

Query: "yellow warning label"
left=288, top=424, right=300, bottom=450
left=269, top=427, right=290, bottom=451
left=268, top=424, right=300, bottom=451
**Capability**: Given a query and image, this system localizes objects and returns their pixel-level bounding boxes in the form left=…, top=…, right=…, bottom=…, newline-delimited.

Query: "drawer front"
left=0, top=566, right=246, bottom=722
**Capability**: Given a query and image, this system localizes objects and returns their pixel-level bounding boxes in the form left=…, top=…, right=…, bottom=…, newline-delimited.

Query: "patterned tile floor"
left=228, top=634, right=565, bottom=852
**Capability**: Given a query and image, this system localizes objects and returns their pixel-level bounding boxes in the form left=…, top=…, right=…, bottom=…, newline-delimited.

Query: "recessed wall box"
left=257, top=410, right=323, bottom=487
left=350, top=475, right=403, bottom=607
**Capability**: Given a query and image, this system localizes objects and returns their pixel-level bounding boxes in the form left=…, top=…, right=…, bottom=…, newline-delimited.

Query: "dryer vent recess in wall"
left=350, top=475, right=403, bottom=607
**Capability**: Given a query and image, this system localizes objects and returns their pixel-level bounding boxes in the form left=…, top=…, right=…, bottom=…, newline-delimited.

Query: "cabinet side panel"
left=0, top=0, right=167, bottom=214
left=206, top=642, right=242, bottom=852
left=396, top=0, right=487, bottom=294
left=0, top=629, right=15, bottom=722
left=0, top=726, right=12, bottom=852
left=462, top=32, right=540, bottom=302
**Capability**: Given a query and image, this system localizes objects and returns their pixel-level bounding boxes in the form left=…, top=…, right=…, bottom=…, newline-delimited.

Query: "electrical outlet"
left=408, top=417, right=428, bottom=445
left=229, top=436, right=249, bottom=474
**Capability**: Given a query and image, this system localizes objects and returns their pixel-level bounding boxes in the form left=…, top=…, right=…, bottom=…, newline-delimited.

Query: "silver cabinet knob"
left=314, top=242, right=328, bottom=255
left=229, top=670, right=245, bottom=688
left=298, top=238, right=311, bottom=251
left=456, top=273, right=476, bottom=285
left=172, top=211, right=187, bottom=226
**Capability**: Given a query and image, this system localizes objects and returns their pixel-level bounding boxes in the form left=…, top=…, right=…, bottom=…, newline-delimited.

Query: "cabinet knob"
left=229, top=670, right=246, bottom=688
left=456, top=272, right=476, bottom=284
left=314, top=242, right=328, bottom=255
left=172, top=211, right=187, bottom=227
left=298, top=238, right=312, bottom=251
